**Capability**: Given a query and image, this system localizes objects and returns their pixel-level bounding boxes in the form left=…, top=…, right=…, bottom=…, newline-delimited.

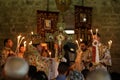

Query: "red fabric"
left=92, top=46, right=96, bottom=63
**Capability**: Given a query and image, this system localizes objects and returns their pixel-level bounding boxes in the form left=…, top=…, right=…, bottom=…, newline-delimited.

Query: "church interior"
left=0, top=0, right=120, bottom=80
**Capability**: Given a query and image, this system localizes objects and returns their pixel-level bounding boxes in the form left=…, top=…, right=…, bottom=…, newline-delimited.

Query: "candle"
left=108, top=40, right=112, bottom=49
left=17, top=35, right=21, bottom=46
left=90, top=29, right=93, bottom=37
left=31, top=31, right=34, bottom=35
left=76, top=40, right=80, bottom=49
left=96, top=28, right=98, bottom=36
left=24, top=41, right=27, bottom=48
left=15, top=35, right=21, bottom=53
left=49, top=51, right=51, bottom=58
left=29, top=41, right=32, bottom=45
left=80, top=38, right=83, bottom=42
left=19, top=37, right=25, bottom=46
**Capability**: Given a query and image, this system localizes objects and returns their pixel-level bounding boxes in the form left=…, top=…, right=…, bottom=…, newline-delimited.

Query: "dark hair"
left=4, top=38, right=10, bottom=46
left=28, top=65, right=37, bottom=79
left=35, top=71, right=48, bottom=80
left=81, top=69, right=90, bottom=79
left=19, top=44, right=24, bottom=48
left=58, top=62, right=69, bottom=74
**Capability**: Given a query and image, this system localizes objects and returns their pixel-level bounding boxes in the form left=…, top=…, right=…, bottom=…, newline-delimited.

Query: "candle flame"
left=80, top=38, right=83, bottom=42
left=75, top=40, right=78, bottom=43
left=17, top=35, right=21, bottom=39
left=29, top=41, right=32, bottom=45
left=96, top=28, right=98, bottom=32
left=31, top=32, right=34, bottom=35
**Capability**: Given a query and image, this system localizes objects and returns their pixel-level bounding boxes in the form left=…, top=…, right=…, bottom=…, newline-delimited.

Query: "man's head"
left=4, top=38, right=13, bottom=48
left=58, top=62, right=69, bottom=75
left=4, top=57, right=29, bottom=80
left=80, top=41, right=88, bottom=51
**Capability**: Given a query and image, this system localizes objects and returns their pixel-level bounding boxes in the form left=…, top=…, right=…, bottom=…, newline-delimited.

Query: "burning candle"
left=15, top=35, right=22, bottom=53
left=76, top=40, right=80, bottom=49
left=80, top=38, right=83, bottom=42
left=96, top=28, right=98, bottom=36
left=29, top=41, right=32, bottom=45
left=108, top=40, right=112, bottom=49
left=90, top=29, right=93, bottom=37
left=31, top=31, right=34, bottom=35
left=49, top=51, right=51, bottom=58
left=19, top=37, right=25, bottom=46
left=17, top=35, right=21, bottom=46
left=24, top=41, right=27, bottom=48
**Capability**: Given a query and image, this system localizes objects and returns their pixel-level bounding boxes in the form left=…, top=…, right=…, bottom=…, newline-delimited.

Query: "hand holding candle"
left=19, top=37, right=25, bottom=46
left=15, top=35, right=25, bottom=53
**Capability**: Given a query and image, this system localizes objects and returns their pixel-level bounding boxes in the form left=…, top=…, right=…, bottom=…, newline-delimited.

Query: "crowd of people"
left=0, top=32, right=118, bottom=80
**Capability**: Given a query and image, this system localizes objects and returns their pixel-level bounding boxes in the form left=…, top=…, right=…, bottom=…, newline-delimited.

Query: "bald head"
left=4, top=57, right=29, bottom=80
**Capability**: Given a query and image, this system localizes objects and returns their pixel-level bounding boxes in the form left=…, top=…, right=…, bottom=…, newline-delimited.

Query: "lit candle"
left=29, top=41, right=32, bottom=45
left=80, top=38, right=83, bottom=42
left=76, top=40, right=80, bottom=49
left=108, top=40, right=112, bottom=49
left=17, top=35, right=21, bottom=46
left=24, top=41, right=27, bottom=48
left=19, top=37, right=25, bottom=46
left=49, top=51, right=51, bottom=58
left=90, top=29, right=93, bottom=37
left=31, top=31, right=34, bottom=35
left=15, top=35, right=21, bottom=53
left=96, top=28, right=98, bottom=36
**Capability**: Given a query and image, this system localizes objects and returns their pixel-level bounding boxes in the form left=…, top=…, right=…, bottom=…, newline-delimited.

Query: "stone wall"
left=0, top=0, right=120, bottom=72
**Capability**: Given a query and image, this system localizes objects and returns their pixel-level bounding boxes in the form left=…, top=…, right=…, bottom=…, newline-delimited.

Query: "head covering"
left=4, top=56, right=29, bottom=79
left=63, top=42, right=77, bottom=53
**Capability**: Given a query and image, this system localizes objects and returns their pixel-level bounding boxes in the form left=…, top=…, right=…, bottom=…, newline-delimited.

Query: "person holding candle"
left=41, top=46, right=49, bottom=57
left=90, top=33, right=112, bottom=71
left=76, top=41, right=92, bottom=70
left=17, top=44, right=26, bottom=58
left=0, top=38, right=16, bottom=66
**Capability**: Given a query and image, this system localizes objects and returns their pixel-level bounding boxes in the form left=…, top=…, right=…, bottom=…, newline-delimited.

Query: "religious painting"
left=44, top=19, right=51, bottom=30
left=75, top=6, right=92, bottom=41
left=37, top=10, right=59, bottom=41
